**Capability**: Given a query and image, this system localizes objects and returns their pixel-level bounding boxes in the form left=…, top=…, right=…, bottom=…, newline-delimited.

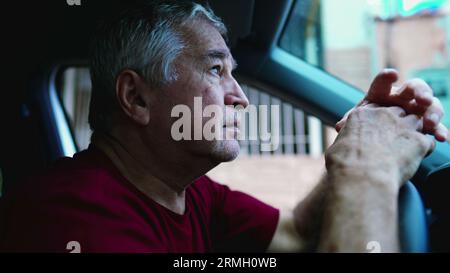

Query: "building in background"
left=374, top=0, right=450, bottom=126
left=321, top=0, right=450, bottom=126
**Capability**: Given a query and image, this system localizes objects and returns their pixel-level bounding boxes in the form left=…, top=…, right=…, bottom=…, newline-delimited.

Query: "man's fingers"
left=394, top=79, right=434, bottom=107
left=404, top=100, right=428, bottom=116
left=335, top=108, right=355, bottom=132
left=409, top=79, right=434, bottom=106
left=403, top=114, right=422, bottom=131
left=425, top=135, right=436, bottom=157
left=392, top=84, right=415, bottom=101
left=434, top=123, right=449, bottom=142
left=335, top=119, right=345, bottom=132
left=387, top=80, right=433, bottom=117
left=423, top=97, right=445, bottom=134
left=335, top=116, right=347, bottom=132
left=401, top=113, right=448, bottom=143
left=366, top=69, right=399, bottom=103
left=387, top=106, right=407, bottom=117
left=426, top=137, right=436, bottom=156
left=405, top=119, right=436, bottom=156
left=412, top=130, right=437, bottom=157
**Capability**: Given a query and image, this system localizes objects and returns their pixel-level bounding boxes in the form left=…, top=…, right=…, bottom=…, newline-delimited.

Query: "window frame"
left=232, top=0, right=450, bottom=181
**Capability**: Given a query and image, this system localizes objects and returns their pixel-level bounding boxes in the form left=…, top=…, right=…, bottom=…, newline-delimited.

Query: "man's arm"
left=267, top=156, right=401, bottom=253
left=318, top=167, right=399, bottom=252
left=267, top=70, right=446, bottom=253
left=267, top=178, right=327, bottom=252
left=318, top=105, right=434, bottom=252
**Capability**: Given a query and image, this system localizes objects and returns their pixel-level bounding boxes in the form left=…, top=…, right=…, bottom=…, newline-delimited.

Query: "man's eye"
left=211, top=65, right=222, bottom=76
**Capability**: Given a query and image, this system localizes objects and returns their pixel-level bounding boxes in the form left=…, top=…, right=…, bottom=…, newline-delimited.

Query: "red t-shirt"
left=0, top=147, right=279, bottom=252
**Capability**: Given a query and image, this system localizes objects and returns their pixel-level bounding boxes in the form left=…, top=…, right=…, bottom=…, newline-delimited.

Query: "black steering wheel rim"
left=398, top=181, right=429, bottom=252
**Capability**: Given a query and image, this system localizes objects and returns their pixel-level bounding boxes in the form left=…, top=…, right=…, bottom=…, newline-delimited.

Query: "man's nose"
left=224, top=78, right=249, bottom=108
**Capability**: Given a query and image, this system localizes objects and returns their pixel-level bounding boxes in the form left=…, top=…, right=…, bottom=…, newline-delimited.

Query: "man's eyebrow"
left=204, top=49, right=238, bottom=70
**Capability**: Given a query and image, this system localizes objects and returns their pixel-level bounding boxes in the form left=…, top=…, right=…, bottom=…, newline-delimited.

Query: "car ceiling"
left=2, top=0, right=290, bottom=72
left=1, top=0, right=291, bottom=119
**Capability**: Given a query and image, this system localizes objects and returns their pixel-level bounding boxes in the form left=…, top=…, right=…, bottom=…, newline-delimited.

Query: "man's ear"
left=116, top=69, right=151, bottom=126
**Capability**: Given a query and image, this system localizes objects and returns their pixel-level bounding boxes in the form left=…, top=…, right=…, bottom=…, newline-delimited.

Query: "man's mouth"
left=223, top=120, right=240, bottom=129
left=223, top=120, right=241, bottom=136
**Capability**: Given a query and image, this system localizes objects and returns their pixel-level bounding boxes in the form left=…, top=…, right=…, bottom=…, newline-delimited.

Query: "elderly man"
left=0, top=0, right=448, bottom=252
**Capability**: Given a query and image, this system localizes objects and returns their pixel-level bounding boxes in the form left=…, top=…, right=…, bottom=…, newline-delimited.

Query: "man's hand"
left=320, top=105, right=435, bottom=252
left=327, top=104, right=435, bottom=186
left=335, top=69, right=449, bottom=142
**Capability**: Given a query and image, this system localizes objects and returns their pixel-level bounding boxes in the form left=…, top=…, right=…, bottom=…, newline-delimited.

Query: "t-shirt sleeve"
left=205, top=176, right=280, bottom=252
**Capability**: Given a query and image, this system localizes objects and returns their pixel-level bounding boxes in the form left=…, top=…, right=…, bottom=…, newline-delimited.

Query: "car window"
left=280, top=0, right=450, bottom=127
left=58, top=67, right=335, bottom=210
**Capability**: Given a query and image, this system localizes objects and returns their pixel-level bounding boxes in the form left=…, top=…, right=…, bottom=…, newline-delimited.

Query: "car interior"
left=1, top=0, right=450, bottom=252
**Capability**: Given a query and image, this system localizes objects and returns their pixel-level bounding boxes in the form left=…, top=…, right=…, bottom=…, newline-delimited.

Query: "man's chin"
left=210, top=139, right=241, bottom=163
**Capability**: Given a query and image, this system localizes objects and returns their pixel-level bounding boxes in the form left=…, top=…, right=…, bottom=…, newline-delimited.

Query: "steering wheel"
left=398, top=181, right=429, bottom=252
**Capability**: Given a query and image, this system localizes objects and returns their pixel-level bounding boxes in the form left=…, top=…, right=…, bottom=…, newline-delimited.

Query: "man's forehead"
left=183, top=20, right=236, bottom=66
left=202, top=48, right=238, bottom=68
left=185, top=19, right=226, bottom=45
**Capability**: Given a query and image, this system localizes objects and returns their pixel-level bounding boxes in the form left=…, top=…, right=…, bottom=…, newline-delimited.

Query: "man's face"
left=147, top=19, right=249, bottom=164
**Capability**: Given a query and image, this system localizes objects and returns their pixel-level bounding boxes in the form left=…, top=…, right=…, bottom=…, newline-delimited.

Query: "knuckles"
left=347, top=105, right=400, bottom=124
left=410, top=132, right=433, bottom=155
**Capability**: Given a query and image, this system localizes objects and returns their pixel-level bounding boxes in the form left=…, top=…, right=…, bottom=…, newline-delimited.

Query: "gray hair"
left=89, top=0, right=227, bottom=133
